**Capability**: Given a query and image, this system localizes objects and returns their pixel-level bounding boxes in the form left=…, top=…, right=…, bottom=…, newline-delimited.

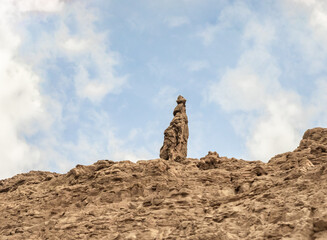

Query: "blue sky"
left=1, top=0, right=327, bottom=179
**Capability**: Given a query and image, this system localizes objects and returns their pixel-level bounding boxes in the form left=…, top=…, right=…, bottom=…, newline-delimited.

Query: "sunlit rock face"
left=160, top=95, right=189, bottom=162
left=2, top=99, right=327, bottom=239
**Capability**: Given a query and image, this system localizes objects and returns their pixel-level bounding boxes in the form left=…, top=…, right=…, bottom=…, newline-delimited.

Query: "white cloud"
left=209, top=67, right=266, bottom=112
left=0, top=0, right=129, bottom=179
left=78, top=111, right=154, bottom=164
left=33, top=107, right=157, bottom=174
left=209, top=19, right=280, bottom=113
left=209, top=49, right=307, bottom=161
left=310, top=78, right=327, bottom=126
left=207, top=3, right=308, bottom=161
left=16, top=0, right=64, bottom=12
left=203, top=0, right=327, bottom=161
left=197, top=24, right=220, bottom=46
left=186, top=60, right=209, bottom=72
left=198, top=1, right=251, bottom=45
left=280, top=0, right=327, bottom=73
left=278, top=0, right=327, bottom=130
left=0, top=0, right=62, bottom=179
left=26, top=2, right=127, bottom=103
left=242, top=20, right=276, bottom=48
left=154, top=86, right=178, bottom=108
left=164, top=16, right=189, bottom=28
left=62, top=38, right=89, bottom=52
left=107, top=131, right=153, bottom=162
left=245, top=93, right=305, bottom=160
left=74, top=66, right=126, bottom=103
left=59, top=4, right=127, bottom=102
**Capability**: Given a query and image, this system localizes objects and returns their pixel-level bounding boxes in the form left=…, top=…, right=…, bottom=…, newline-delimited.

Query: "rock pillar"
left=160, top=95, right=189, bottom=161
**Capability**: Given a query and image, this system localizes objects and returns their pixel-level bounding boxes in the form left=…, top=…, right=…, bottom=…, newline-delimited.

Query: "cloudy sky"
left=1, top=0, right=327, bottom=179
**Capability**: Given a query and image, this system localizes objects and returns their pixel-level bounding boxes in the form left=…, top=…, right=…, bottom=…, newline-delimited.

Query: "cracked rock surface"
left=1, top=128, right=327, bottom=239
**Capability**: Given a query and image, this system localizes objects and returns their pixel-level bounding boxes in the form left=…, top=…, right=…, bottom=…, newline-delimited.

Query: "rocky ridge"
left=1, top=96, right=327, bottom=239
left=0, top=127, right=327, bottom=239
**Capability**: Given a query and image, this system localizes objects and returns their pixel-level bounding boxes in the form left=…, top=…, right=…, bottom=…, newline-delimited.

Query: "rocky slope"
left=1, top=128, right=327, bottom=239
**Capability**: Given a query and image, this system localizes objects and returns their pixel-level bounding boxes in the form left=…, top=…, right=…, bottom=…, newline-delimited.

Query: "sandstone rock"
left=160, top=95, right=189, bottom=161
left=297, top=127, right=327, bottom=165
left=1, top=128, right=327, bottom=239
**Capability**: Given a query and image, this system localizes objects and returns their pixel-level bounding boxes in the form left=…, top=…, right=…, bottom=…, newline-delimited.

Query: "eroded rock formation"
left=160, top=95, right=189, bottom=161
left=1, top=128, right=327, bottom=239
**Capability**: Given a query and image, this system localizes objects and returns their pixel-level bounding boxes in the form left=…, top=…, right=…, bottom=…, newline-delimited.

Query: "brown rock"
left=160, top=95, right=189, bottom=161
left=2, top=127, right=327, bottom=239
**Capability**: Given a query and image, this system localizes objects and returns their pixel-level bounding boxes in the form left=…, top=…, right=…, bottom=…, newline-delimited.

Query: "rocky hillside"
left=1, top=127, right=327, bottom=239
left=1, top=96, right=327, bottom=239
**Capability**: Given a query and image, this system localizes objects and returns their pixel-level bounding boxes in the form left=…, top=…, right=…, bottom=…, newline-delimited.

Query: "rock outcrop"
left=160, top=95, right=189, bottom=161
left=1, top=128, right=327, bottom=239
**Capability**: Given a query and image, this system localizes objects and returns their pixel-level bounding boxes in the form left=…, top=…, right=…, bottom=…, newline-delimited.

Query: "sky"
left=1, top=0, right=327, bottom=179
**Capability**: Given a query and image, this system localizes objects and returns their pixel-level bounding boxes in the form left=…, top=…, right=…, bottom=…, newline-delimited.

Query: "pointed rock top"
left=176, top=95, right=186, bottom=104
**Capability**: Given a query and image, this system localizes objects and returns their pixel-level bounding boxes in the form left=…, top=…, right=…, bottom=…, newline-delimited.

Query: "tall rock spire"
left=160, top=95, right=189, bottom=161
